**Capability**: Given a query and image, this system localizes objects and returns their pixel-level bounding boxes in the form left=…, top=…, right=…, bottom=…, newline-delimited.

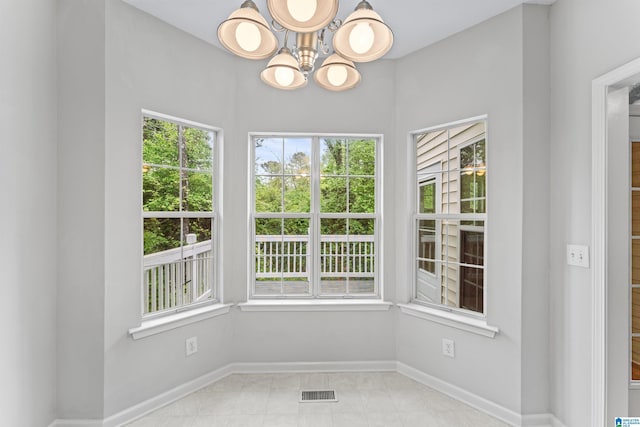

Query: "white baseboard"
left=49, top=420, right=103, bottom=427
left=53, top=361, right=565, bottom=427
left=397, top=361, right=522, bottom=425
left=229, top=360, right=397, bottom=373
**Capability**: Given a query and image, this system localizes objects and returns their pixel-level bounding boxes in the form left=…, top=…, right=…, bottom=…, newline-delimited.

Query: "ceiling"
left=122, top=0, right=555, bottom=59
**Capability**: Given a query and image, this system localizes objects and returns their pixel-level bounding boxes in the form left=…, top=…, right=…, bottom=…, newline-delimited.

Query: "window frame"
left=248, top=132, right=383, bottom=300
left=411, top=116, right=488, bottom=319
left=140, top=110, right=222, bottom=320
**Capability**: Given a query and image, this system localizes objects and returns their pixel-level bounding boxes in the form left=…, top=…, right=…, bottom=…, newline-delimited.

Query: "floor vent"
left=300, top=390, right=338, bottom=403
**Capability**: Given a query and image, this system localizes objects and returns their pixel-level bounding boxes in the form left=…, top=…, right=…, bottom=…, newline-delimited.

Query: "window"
left=142, top=112, right=219, bottom=316
left=413, top=118, right=487, bottom=315
left=251, top=135, right=380, bottom=298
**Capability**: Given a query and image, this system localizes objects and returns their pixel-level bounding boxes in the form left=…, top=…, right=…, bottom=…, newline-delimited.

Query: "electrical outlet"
left=567, top=244, right=590, bottom=268
left=442, top=338, right=455, bottom=358
left=186, top=336, right=198, bottom=356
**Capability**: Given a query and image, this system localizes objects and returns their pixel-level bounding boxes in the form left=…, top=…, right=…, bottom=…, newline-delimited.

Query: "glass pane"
left=633, top=287, right=640, bottom=334
left=182, top=171, right=212, bottom=212
left=348, top=139, right=376, bottom=176
left=633, top=143, right=640, bottom=188
left=634, top=191, right=640, bottom=235
left=143, top=166, right=180, bottom=212
left=143, top=117, right=179, bottom=167
left=183, top=217, right=212, bottom=243
left=442, top=171, right=457, bottom=214
left=255, top=176, right=283, bottom=213
left=284, top=138, right=311, bottom=175
left=348, top=219, right=375, bottom=294
left=284, top=176, right=310, bottom=213
left=416, top=130, right=447, bottom=172
left=183, top=126, right=214, bottom=171
left=460, top=171, right=486, bottom=214
left=282, top=218, right=311, bottom=295
left=634, top=240, right=640, bottom=284
left=419, top=181, right=436, bottom=214
left=255, top=138, right=283, bottom=175
left=143, top=217, right=182, bottom=256
left=255, top=218, right=283, bottom=295
left=320, top=218, right=347, bottom=294
left=349, top=178, right=375, bottom=213
left=460, top=265, right=484, bottom=313
left=417, top=219, right=437, bottom=274
left=633, top=337, right=640, bottom=381
left=321, top=139, right=347, bottom=175
left=321, top=177, right=347, bottom=213
left=182, top=217, right=213, bottom=305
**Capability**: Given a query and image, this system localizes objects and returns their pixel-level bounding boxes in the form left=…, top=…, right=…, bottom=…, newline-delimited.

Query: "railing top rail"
left=256, top=234, right=374, bottom=243
left=144, top=240, right=212, bottom=266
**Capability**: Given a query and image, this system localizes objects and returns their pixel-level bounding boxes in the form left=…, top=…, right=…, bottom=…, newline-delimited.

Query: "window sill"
left=397, top=303, right=499, bottom=338
left=238, top=299, right=393, bottom=312
left=129, top=303, right=233, bottom=340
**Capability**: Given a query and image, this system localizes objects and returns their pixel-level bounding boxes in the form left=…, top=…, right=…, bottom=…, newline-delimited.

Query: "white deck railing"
left=143, top=240, right=213, bottom=314
left=143, top=235, right=376, bottom=314
left=255, top=234, right=375, bottom=280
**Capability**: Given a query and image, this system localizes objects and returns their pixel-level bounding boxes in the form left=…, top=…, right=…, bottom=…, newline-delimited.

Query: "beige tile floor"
left=126, top=372, right=510, bottom=427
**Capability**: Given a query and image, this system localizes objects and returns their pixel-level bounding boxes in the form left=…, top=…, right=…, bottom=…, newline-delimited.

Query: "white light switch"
left=567, top=244, right=590, bottom=268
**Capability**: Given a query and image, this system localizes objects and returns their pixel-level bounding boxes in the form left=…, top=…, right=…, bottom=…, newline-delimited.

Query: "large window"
left=413, top=118, right=487, bottom=315
left=142, top=112, right=219, bottom=316
left=251, top=135, right=380, bottom=298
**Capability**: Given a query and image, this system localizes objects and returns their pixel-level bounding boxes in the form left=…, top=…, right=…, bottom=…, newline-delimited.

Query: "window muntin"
left=142, top=113, right=218, bottom=316
left=413, top=119, right=487, bottom=315
left=251, top=135, right=380, bottom=298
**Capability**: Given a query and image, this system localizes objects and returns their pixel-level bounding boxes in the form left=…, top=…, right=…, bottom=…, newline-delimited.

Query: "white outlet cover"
left=442, top=338, right=455, bottom=358
left=186, top=336, right=198, bottom=356
left=566, top=244, right=590, bottom=268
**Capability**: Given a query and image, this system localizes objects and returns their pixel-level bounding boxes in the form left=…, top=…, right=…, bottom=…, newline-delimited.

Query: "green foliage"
left=143, top=118, right=214, bottom=255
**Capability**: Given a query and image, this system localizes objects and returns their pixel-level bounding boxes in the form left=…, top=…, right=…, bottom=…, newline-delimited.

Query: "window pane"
left=282, top=218, right=311, bottom=295
left=348, top=219, right=375, bottom=294
left=321, top=177, right=347, bottom=213
left=284, top=138, right=311, bottom=175
left=255, top=138, right=283, bottom=175
left=633, top=337, right=640, bottom=381
left=349, top=178, right=375, bottom=213
left=143, top=166, right=180, bottom=212
left=143, top=217, right=181, bottom=255
left=255, top=176, right=283, bottom=213
left=633, top=287, right=640, bottom=334
left=417, top=219, right=437, bottom=273
left=184, top=127, right=214, bottom=171
left=284, top=176, right=310, bottom=213
left=348, top=139, right=376, bottom=176
left=143, top=118, right=179, bottom=167
left=182, top=171, right=212, bottom=212
left=182, top=217, right=213, bottom=305
left=419, top=181, right=436, bottom=214
left=255, top=218, right=283, bottom=295
left=321, top=139, right=347, bottom=175
left=320, top=218, right=347, bottom=294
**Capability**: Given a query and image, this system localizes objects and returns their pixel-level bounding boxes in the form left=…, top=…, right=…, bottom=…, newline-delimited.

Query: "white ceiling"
left=122, top=0, right=555, bottom=59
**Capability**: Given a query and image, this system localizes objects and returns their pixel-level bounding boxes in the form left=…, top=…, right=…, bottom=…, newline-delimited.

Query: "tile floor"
left=126, top=372, right=510, bottom=427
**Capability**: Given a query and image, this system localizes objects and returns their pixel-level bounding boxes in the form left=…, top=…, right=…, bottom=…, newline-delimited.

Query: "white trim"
left=56, top=361, right=564, bottom=427
left=397, top=362, right=520, bottom=425
left=591, top=56, right=640, bottom=427
left=397, top=302, right=498, bottom=338
left=238, top=299, right=392, bottom=312
left=128, top=303, right=232, bottom=339
left=49, top=421, right=103, bottom=427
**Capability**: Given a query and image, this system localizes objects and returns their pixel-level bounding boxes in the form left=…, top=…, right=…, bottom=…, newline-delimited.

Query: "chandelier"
left=217, top=0, right=393, bottom=91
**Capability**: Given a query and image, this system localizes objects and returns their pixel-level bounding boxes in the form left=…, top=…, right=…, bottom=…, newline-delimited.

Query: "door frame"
left=592, top=57, right=640, bottom=426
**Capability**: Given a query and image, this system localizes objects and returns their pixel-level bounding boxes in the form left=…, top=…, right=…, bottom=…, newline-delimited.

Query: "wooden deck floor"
left=254, top=279, right=375, bottom=296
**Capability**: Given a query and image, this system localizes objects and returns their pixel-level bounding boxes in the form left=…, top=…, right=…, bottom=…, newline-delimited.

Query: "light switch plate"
left=567, top=244, right=590, bottom=268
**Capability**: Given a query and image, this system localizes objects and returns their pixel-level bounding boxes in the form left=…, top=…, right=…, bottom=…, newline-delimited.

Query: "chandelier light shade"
left=314, top=54, right=361, bottom=91
left=260, top=47, right=308, bottom=90
left=267, top=0, right=339, bottom=33
left=217, top=0, right=278, bottom=60
left=217, top=0, right=392, bottom=91
left=333, top=0, right=393, bottom=63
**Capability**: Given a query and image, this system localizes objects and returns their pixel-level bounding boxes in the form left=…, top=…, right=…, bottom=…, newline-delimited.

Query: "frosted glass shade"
left=261, top=48, right=307, bottom=90
left=314, top=54, right=361, bottom=92
left=267, top=0, right=339, bottom=33
left=218, top=3, right=278, bottom=60
left=333, top=3, right=393, bottom=62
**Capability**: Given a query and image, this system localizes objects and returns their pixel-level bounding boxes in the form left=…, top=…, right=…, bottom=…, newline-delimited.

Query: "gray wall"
left=0, top=1, right=58, bottom=426
left=394, top=5, right=551, bottom=415
left=548, top=0, right=640, bottom=424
